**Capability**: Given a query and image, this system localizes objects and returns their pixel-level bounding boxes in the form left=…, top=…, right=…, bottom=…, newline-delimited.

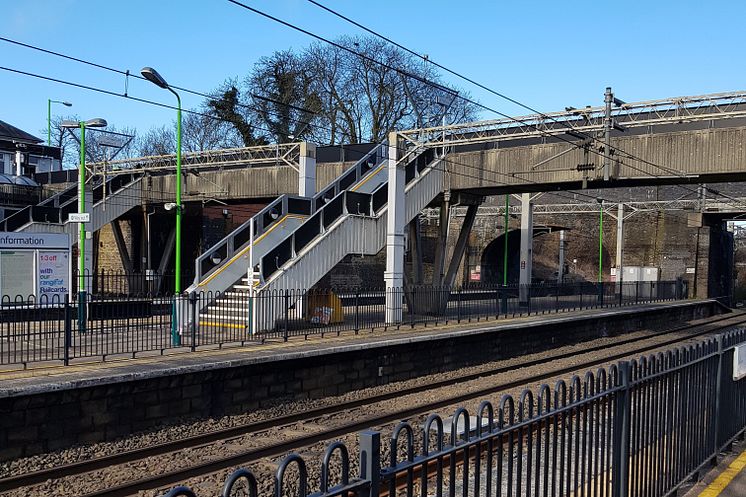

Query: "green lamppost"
left=597, top=198, right=604, bottom=304
left=61, top=118, right=108, bottom=330
left=141, top=66, right=182, bottom=346
left=48, top=100, right=72, bottom=146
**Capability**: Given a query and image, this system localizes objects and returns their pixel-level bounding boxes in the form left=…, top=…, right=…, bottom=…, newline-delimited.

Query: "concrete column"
left=432, top=193, right=451, bottom=286
left=558, top=230, right=565, bottom=283
left=519, top=193, right=533, bottom=303
left=298, top=142, right=316, bottom=197
left=384, top=132, right=405, bottom=324
left=616, top=203, right=624, bottom=287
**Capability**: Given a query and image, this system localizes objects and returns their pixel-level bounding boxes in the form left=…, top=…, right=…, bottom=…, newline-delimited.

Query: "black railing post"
left=354, top=290, right=360, bottom=334
left=190, top=292, right=198, bottom=352
left=78, top=290, right=87, bottom=334
left=63, top=299, right=72, bottom=366
left=359, top=430, right=381, bottom=497
left=501, top=287, right=508, bottom=318
left=612, top=361, right=632, bottom=497
left=457, top=287, right=462, bottom=324
left=598, top=282, right=604, bottom=307
left=713, top=335, right=724, bottom=460
left=283, top=290, right=290, bottom=342
left=635, top=281, right=640, bottom=304
left=409, top=287, right=415, bottom=329
left=555, top=284, right=560, bottom=313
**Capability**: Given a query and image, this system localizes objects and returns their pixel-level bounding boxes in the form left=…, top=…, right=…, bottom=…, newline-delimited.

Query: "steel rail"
left=1, top=312, right=743, bottom=496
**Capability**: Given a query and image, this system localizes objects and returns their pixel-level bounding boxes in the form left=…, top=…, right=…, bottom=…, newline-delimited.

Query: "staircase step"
left=223, top=292, right=251, bottom=299
left=199, top=313, right=249, bottom=324
left=204, top=305, right=249, bottom=312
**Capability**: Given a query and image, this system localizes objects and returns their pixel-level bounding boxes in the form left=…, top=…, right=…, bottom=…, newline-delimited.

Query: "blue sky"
left=2, top=0, right=745, bottom=142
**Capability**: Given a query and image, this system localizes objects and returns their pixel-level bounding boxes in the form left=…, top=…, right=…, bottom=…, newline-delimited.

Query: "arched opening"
left=479, top=226, right=571, bottom=285
left=480, top=229, right=521, bottom=285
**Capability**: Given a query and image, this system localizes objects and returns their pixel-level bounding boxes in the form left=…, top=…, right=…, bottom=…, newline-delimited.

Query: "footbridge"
left=8, top=89, right=746, bottom=330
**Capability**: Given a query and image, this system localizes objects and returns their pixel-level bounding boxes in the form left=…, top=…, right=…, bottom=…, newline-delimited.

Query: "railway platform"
left=0, top=299, right=727, bottom=461
left=684, top=443, right=746, bottom=497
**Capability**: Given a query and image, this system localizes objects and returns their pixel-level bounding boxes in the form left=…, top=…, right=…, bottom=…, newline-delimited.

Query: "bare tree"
left=208, top=83, right=267, bottom=146
left=209, top=34, right=479, bottom=147
left=248, top=50, right=322, bottom=143
left=137, top=125, right=174, bottom=157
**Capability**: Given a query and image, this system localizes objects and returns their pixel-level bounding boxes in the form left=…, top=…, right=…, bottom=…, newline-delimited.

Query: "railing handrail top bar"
left=89, top=142, right=302, bottom=168
left=400, top=90, right=746, bottom=136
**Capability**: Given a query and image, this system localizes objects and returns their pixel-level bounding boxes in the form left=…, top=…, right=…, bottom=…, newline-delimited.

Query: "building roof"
left=0, top=120, right=43, bottom=144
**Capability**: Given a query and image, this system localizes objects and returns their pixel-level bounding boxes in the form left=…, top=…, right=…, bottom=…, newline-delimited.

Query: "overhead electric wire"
left=238, top=0, right=746, bottom=210
left=303, top=0, right=707, bottom=183
left=2, top=62, right=728, bottom=218
left=0, top=36, right=315, bottom=118
left=3, top=32, right=739, bottom=211
left=0, top=33, right=726, bottom=209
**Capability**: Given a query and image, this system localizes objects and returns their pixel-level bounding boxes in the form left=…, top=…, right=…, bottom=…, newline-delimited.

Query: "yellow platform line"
left=198, top=321, right=246, bottom=329
left=699, top=448, right=746, bottom=496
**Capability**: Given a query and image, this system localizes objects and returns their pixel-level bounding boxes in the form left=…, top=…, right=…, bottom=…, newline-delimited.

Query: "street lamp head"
left=62, top=101, right=73, bottom=107
left=61, top=118, right=107, bottom=128
left=141, top=66, right=170, bottom=89
left=85, top=118, right=107, bottom=128
left=60, top=120, right=80, bottom=129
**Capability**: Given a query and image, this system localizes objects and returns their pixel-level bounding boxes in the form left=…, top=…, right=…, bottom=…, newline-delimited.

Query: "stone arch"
left=479, top=225, right=570, bottom=285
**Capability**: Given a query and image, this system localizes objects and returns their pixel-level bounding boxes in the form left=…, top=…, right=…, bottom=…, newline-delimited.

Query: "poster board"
left=37, top=251, right=70, bottom=300
left=0, top=251, right=35, bottom=298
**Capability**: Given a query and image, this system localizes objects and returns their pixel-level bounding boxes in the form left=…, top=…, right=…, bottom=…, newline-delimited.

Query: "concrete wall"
left=0, top=300, right=722, bottom=461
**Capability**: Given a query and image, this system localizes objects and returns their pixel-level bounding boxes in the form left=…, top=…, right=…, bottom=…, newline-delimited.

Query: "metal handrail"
left=255, top=145, right=435, bottom=283
left=192, top=143, right=387, bottom=285
left=0, top=174, right=142, bottom=232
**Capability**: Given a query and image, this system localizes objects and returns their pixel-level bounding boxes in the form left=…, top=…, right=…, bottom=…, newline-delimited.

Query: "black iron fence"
left=158, top=329, right=746, bottom=497
left=255, top=280, right=687, bottom=340
left=74, top=270, right=183, bottom=297
left=0, top=280, right=687, bottom=367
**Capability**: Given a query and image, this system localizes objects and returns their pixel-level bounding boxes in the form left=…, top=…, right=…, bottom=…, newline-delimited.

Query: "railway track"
left=2, top=311, right=744, bottom=497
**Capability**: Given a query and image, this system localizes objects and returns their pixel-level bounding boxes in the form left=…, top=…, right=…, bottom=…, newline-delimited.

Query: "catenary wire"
left=0, top=33, right=726, bottom=209
left=230, top=0, right=744, bottom=210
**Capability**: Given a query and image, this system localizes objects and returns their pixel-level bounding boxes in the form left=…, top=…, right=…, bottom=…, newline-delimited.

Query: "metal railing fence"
left=74, top=269, right=187, bottom=298
left=0, top=280, right=688, bottom=367
left=158, top=329, right=746, bottom=497
left=255, top=280, right=687, bottom=340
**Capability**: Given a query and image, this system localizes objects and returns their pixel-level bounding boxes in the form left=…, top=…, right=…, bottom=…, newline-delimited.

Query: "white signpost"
left=734, top=344, right=746, bottom=381
left=68, top=213, right=90, bottom=223
left=0, top=232, right=71, bottom=301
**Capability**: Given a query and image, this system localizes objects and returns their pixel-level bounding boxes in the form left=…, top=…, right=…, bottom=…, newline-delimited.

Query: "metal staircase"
left=0, top=173, right=144, bottom=235
left=187, top=141, right=443, bottom=334
left=187, top=143, right=388, bottom=332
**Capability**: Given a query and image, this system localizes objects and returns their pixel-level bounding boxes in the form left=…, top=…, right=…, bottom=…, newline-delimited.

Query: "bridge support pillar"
left=299, top=142, right=316, bottom=197
left=519, top=193, right=533, bottom=304
left=558, top=230, right=565, bottom=283
left=384, top=132, right=405, bottom=325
